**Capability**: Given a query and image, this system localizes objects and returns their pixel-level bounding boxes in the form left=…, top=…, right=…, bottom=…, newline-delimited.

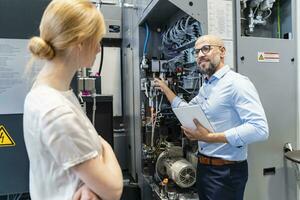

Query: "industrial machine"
left=138, top=33, right=199, bottom=198
left=237, top=0, right=298, bottom=200
left=122, top=0, right=298, bottom=199
left=137, top=2, right=204, bottom=199
left=240, top=0, right=276, bottom=35
left=122, top=0, right=208, bottom=199
left=0, top=0, right=299, bottom=199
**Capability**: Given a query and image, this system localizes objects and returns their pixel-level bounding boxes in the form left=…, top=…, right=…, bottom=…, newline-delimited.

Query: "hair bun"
left=28, top=37, right=55, bottom=60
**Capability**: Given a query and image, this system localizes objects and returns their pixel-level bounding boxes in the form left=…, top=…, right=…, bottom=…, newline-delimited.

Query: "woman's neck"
left=36, top=59, right=78, bottom=91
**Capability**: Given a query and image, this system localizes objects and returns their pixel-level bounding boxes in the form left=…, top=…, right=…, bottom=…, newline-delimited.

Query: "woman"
left=23, top=0, right=123, bottom=199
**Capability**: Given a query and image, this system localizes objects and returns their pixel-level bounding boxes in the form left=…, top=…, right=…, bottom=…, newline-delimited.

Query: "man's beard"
left=199, top=62, right=218, bottom=77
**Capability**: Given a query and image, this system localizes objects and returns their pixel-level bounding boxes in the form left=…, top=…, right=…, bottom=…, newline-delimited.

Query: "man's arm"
left=154, top=78, right=201, bottom=108
left=223, top=79, right=269, bottom=146
left=182, top=78, right=269, bottom=145
left=155, top=78, right=227, bottom=143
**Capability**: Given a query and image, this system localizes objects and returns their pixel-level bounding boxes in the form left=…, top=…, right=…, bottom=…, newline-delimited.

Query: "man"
left=154, top=34, right=269, bottom=200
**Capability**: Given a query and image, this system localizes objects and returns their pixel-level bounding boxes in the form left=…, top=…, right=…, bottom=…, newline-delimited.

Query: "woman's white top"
left=23, top=85, right=102, bottom=200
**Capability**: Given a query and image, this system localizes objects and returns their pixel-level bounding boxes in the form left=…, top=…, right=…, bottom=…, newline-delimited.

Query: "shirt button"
left=204, top=97, right=207, bottom=100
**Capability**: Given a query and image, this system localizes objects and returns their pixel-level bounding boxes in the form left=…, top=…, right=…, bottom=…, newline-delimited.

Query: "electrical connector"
left=141, top=56, right=149, bottom=69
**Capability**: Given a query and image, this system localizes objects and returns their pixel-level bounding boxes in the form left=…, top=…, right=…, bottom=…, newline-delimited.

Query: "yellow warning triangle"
left=0, top=125, right=15, bottom=147
left=259, top=54, right=264, bottom=60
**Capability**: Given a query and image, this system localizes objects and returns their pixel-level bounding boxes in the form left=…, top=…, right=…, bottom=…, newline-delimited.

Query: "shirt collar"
left=205, top=65, right=230, bottom=83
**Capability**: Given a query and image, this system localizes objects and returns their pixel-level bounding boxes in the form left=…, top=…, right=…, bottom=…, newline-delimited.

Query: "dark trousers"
left=196, top=160, right=248, bottom=200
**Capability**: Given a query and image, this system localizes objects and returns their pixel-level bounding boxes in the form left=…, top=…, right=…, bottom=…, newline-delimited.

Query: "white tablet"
left=172, top=105, right=214, bottom=132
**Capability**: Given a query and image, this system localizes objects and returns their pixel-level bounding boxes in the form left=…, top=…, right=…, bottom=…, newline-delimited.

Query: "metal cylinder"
left=164, top=158, right=196, bottom=188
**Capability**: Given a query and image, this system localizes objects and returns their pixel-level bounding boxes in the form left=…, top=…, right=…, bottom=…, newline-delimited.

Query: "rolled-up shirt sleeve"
left=224, top=78, right=269, bottom=147
left=171, top=95, right=200, bottom=108
left=171, top=96, right=185, bottom=108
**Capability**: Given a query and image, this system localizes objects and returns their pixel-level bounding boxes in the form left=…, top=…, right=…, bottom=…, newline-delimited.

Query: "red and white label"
left=257, top=52, right=280, bottom=63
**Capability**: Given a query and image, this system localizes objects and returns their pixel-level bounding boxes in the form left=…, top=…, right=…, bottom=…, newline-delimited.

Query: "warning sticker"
left=258, top=52, right=280, bottom=63
left=0, top=125, right=16, bottom=147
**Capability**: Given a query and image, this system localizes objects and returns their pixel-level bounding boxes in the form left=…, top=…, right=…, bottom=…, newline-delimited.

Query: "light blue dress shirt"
left=171, top=65, right=269, bottom=161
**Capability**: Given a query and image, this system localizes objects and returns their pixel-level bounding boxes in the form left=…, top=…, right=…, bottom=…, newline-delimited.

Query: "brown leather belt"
left=199, top=155, right=243, bottom=166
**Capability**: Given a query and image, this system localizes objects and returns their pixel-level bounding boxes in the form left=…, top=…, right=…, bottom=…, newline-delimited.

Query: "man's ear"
left=220, top=46, right=226, bottom=58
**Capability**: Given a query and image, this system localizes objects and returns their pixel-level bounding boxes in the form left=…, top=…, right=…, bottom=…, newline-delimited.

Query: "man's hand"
left=73, top=184, right=102, bottom=200
left=181, top=119, right=211, bottom=142
left=181, top=119, right=228, bottom=143
left=154, top=78, right=169, bottom=93
left=154, top=78, right=177, bottom=103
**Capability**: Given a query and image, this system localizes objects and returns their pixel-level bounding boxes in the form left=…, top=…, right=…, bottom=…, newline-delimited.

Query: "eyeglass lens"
left=194, top=45, right=211, bottom=57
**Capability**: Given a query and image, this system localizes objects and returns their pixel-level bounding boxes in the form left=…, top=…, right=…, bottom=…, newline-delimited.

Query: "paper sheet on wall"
left=224, top=40, right=235, bottom=69
left=207, top=0, right=233, bottom=40
left=207, top=0, right=235, bottom=69
left=0, top=38, right=41, bottom=114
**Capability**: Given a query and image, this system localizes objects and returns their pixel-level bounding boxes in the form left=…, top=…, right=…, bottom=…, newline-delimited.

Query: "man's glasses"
left=193, top=45, right=222, bottom=58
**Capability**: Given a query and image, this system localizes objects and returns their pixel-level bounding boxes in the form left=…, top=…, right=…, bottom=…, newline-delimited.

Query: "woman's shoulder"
left=24, top=85, right=73, bottom=115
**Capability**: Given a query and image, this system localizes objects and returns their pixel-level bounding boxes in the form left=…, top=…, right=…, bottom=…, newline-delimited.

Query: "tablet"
left=172, top=105, right=214, bottom=132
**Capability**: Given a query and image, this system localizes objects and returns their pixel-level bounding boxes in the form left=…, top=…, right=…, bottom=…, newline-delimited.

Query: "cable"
left=98, top=43, right=104, bottom=75
left=78, top=92, right=84, bottom=104
left=144, top=82, right=149, bottom=98
left=150, top=106, right=155, bottom=147
left=16, top=194, right=22, bottom=200
left=155, top=92, right=158, bottom=112
left=178, top=86, right=193, bottom=94
left=143, top=22, right=150, bottom=55
left=151, top=117, right=157, bottom=147
left=78, top=92, right=87, bottom=114
left=253, top=3, right=260, bottom=15
left=161, top=15, right=202, bottom=59
left=158, top=94, right=163, bottom=113
left=92, top=94, right=96, bottom=126
left=263, top=8, right=272, bottom=20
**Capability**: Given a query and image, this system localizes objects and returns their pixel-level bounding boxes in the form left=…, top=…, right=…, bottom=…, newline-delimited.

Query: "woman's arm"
left=72, top=139, right=123, bottom=200
left=73, top=184, right=102, bottom=200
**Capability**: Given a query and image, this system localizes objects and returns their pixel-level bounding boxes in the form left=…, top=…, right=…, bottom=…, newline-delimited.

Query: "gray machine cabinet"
left=236, top=1, right=298, bottom=199
left=238, top=37, right=297, bottom=200
left=123, top=0, right=210, bottom=198
left=122, top=0, right=144, bottom=184
left=101, top=4, right=122, bottom=39
left=0, top=0, right=51, bottom=195
left=0, top=115, right=29, bottom=195
left=123, top=46, right=138, bottom=179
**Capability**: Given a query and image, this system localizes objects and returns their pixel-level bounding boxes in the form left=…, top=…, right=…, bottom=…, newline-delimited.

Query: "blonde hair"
left=28, top=0, right=106, bottom=60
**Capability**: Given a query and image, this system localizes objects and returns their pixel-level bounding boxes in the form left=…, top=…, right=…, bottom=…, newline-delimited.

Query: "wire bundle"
left=161, top=15, right=202, bottom=58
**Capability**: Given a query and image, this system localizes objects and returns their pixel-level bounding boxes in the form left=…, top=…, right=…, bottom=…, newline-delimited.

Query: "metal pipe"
left=277, top=0, right=281, bottom=38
